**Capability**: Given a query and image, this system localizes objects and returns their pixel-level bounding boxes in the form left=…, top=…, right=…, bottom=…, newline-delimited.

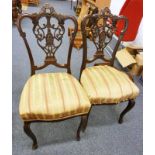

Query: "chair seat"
left=19, top=73, right=91, bottom=121
left=80, top=65, right=139, bottom=104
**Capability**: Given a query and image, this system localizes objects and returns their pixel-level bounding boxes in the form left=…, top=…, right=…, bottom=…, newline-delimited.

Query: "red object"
left=116, top=0, right=143, bottom=41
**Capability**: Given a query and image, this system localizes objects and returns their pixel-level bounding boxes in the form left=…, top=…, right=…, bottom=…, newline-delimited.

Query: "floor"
left=12, top=1, right=143, bottom=155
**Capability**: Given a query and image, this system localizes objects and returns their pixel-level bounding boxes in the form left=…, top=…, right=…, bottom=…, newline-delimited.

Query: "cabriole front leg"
left=76, top=114, right=88, bottom=141
left=82, top=113, right=90, bottom=133
left=118, top=99, right=135, bottom=124
left=23, top=121, right=38, bottom=150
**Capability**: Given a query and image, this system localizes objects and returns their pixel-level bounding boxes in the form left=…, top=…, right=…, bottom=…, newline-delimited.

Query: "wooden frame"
left=12, top=0, right=22, bottom=24
left=80, top=8, right=136, bottom=123
left=23, top=114, right=89, bottom=149
left=16, top=4, right=90, bottom=149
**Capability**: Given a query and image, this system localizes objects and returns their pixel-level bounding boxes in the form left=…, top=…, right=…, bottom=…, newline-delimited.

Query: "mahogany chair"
left=80, top=8, right=139, bottom=124
left=16, top=4, right=91, bottom=149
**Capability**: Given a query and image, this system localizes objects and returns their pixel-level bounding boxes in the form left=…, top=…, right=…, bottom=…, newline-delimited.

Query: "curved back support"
left=80, top=7, right=128, bottom=75
left=16, top=4, right=78, bottom=76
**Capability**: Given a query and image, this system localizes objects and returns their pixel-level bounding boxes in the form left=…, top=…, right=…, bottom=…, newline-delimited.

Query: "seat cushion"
left=19, top=73, right=91, bottom=121
left=80, top=65, right=139, bottom=104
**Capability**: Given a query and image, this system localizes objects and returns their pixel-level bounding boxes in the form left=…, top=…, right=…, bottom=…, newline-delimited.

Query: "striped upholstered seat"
left=19, top=72, right=91, bottom=121
left=80, top=65, right=139, bottom=104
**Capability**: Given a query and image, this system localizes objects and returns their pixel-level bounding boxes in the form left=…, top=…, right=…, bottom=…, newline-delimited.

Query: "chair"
left=80, top=8, right=139, bottom=124
left=16, top=4, right=91, bottom=149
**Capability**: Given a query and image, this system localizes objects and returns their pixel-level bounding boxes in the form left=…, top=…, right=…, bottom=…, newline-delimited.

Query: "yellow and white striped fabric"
left=80, top=65, right=139, bottom=104
left=19, top=73, right=91, bottom=121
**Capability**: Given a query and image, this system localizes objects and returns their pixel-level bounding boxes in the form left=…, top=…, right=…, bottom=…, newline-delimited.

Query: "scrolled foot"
left=118, top=118, right=123, bottom=124
left=32, top=143, right=38, bottom=150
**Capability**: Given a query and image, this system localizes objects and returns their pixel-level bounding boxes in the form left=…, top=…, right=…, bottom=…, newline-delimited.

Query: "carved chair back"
left=80, top=7, right=128, bottom=75
left=16, top=4, right=78, bottom=76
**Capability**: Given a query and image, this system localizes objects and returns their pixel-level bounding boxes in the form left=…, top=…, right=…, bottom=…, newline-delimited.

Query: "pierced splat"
left=89, top=10, right=118, bottom=60
left=16, top=4, right=78, bottom=75
left=33, top=13, right=65, bottom=64
left=81, top=7, right=128, bottom=70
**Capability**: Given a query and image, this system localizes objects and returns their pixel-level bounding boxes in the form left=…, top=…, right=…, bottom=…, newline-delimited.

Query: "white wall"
left=110, top=0, right=143, bottom=47
left=110, top=0, right=126, bottom=14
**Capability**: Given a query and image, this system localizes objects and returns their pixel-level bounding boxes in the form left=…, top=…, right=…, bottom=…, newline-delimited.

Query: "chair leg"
left=76, top=114, right=88, bottom=141
left=118, top=99, right=135, bottom=124
left=23, top=122, right=38, bottom=150
left=82, top=113, right=90, bottom=133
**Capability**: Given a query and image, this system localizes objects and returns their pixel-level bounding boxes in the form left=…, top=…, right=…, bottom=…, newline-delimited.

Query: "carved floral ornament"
left=81, top=7, right=128, bottom=66
left=16, top=3, right=78, bottom=75
left=89, top=7, right=117, bottom=53
left=32, top=4, right=65, bottom=61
